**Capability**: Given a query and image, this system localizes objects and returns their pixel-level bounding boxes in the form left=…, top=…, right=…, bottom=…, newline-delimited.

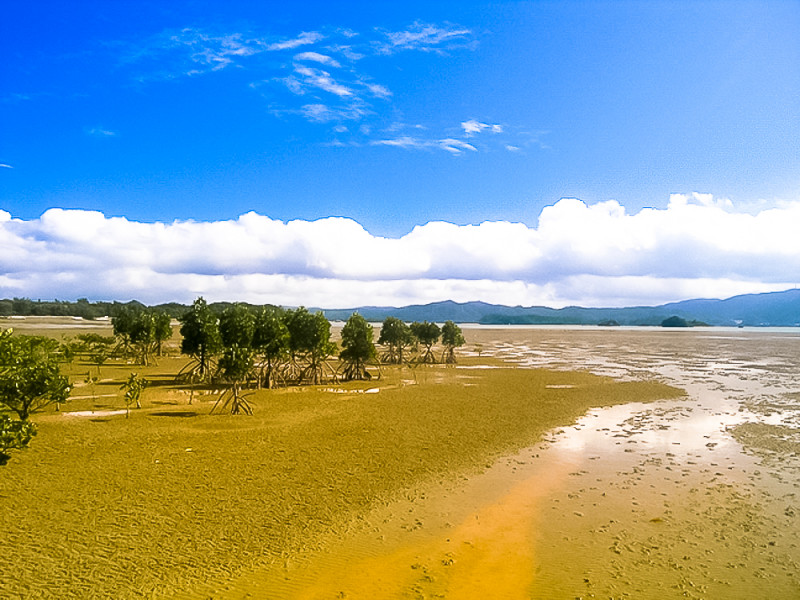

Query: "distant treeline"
left=0, top=298, right=278, bottom=320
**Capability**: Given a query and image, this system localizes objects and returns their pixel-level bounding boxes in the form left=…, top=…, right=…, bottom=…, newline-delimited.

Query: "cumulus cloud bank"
left=2, top=194, right=799, bottom=308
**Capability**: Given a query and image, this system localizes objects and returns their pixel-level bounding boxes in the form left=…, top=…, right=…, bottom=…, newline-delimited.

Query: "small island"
left=661, top=315, right=710, bottom=328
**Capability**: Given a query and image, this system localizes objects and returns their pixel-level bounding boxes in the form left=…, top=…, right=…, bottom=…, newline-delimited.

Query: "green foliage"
left=410, top=321, right=441, bottom=363
left=339, top=313, right=377, bottom=381
left=217, top=344, right=254, bottom=384
left=213, top=304, right=260, bottom=413
left=213, top=345, right=255, bottom=415
left=285, top=307, right=327, bottom=354
left=661, top=315, right=690, bottom=328
left=120, top=373, right=148, bottom=416
left=0, top=331, right=70, bottom=421
left=90, top=346, right=109, bottom=372
left=0, top=414, right=37, bottom=465
left=284, top=307, right=337, bottom=384
left=219, top=304, right=256, bottom=349
left=440, top=320, right=465, bottom=364
left=74, top=333, right=115, bottom=352
left=178, top=297, right=222, bottom=382
left=377, top=316, right=414, bottom=364
left=152, top=311, right=173, bottom=356
left=113, top=306, right=172, bottom=365
left=253, top=307, right=290, bottom=388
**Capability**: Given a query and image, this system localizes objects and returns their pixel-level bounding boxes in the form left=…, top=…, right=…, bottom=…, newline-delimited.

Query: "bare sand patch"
left=62, top=409, right=128, bottom=417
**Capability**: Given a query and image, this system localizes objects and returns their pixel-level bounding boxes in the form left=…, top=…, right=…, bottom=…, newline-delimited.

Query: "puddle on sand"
left=492, top=328, right=800, bottom=599
left=195, top=328, right=800, bottom=599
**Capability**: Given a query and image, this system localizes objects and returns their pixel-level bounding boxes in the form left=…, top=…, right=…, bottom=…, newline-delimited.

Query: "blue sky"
left=1, top=1, right=799, bottom=308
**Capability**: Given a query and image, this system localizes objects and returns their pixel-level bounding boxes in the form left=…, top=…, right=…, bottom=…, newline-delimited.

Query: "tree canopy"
left=178, top=297, right=222, bottom=382
left=410, top=321, right=440, bottom=364
left=0, top=414, right=37, bottom=465
left=378, top=316, right=414, bottom=364
left=0, top=330, right=70, bottom=421
left=285, top=307, right=337, bottom=384
left=441, top=320, right=465, bottom=364
left=112, top=306, right=172, bottom=365
left=252, top=307, right=290, bottom=389
left=339, top=313, right=377, bottom=381
left=219, top=304, right=256, bottom=349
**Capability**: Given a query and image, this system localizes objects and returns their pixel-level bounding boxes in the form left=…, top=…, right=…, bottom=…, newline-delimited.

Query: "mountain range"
left=3, top=289, right=799, bottom=327
left=319, top=289, right=800, bottom=327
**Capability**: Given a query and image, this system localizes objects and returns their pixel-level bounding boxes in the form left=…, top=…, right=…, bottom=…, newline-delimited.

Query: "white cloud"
left=292, top=65, right=353, bottom=97
left=122, top=23, right=497, bottom=149
left=439, top=138, right=477, bottom=154
left=376, top=22, right=474, bottom=54
left=166, top=29, right=263, bottom=74
left=365, top=83, right=392, bottom=98
left=461, top=119, right=502, bottom=136
left=266, top=31, right=324, bottom=51
left=0, top=164, right=13, bottom=169
left=3, top=195, right=799, bottom=307
left=87, top=127, right=117, bottom=137
left=369, top=136, right=478, bottom=155
left=370, top=136, right=430, bottom=149
left=293, top=51, right=341, bottom=68
left=300, top=103, right=365, bottom=123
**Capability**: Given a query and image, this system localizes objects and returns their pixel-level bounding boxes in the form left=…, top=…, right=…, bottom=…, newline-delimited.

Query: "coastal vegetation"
left=0, top=301, right=471, bottom=463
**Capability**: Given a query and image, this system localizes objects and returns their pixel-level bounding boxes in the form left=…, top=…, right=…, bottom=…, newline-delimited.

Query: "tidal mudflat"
left=479, top=327, right=800, bottom=599
left=211, top=327, right=800, bottom=599
left=2, top=323, right=798, bottom=598
left=0, top=321, right=678, bottom=599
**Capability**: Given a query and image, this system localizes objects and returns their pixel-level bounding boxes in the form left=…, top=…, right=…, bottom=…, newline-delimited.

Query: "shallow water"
left=478, top=327, right=800, bottom=599
left=203, top=328, right=800, bottom=599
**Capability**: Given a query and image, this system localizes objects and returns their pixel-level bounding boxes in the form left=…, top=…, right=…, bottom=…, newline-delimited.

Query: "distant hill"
left=3, top=289, right=799, bottom=327
left=321, top=289, right=800, bottom=327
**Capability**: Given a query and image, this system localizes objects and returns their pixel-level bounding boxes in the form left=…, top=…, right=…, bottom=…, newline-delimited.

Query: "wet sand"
left=0, top=328, right=678, bottom=599
left=2, top=325, right=798, bottom=598
left=202, top=327, right=800, bottom=599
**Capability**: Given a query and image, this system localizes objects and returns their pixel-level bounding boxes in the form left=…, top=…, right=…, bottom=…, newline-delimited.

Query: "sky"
left=1, top=0, right=799, bottom=308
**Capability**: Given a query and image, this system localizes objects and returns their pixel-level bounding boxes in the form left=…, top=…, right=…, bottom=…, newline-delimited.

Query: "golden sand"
left=2, top=321, right=799, bottom=598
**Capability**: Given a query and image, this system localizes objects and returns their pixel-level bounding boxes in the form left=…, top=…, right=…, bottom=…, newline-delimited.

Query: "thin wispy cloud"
left=3, top=195, right=797, bottom=308
left=86, top=127, right=117, bottom=137
left=370, top=135, right=487, bottom=155
left=0, top=164, right=13, bottom=169
left=370, top=136, right=430, bottom=150
left=375, top=22, right=474, bottom=54
left=462, top=119, right=502, bottom=136
left=294, top=51, right=341, bottom=68
left=439, top=138, right=477, bottom=154
left=113, top=21, right=529, bottom=152
left=121, top=27, right=266, bottom=80
left=266, top=31, right=324, bottom=51
left=300, top=103, right=367, bottom=123
left=365, top=83, right=392, bottom=99
left=291, top=65, right=353, bottom=97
